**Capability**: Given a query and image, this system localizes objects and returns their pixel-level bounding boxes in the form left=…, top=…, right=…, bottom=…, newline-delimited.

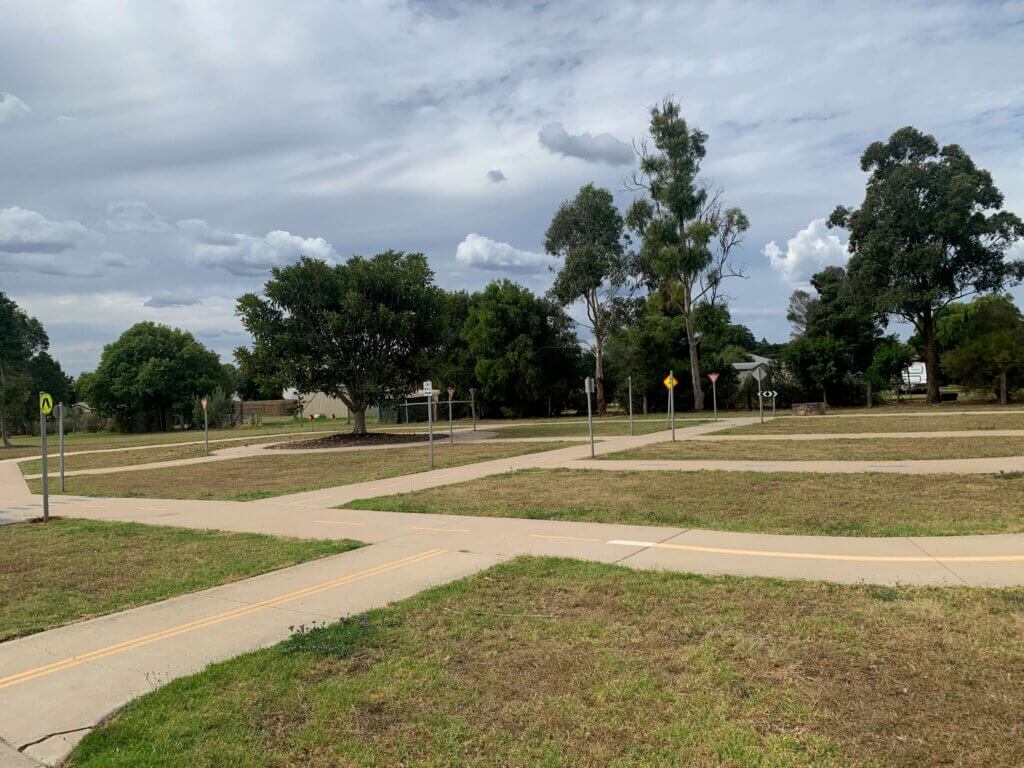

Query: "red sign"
left=708, top=373, right=719, bottom=384
left=447, top=386, right=455, bottom=399
left=200, top=397, right=208, bottom=411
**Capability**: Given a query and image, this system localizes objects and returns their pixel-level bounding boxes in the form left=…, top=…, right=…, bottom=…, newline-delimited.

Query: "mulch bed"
left=268, top=432, right=430, bottom=450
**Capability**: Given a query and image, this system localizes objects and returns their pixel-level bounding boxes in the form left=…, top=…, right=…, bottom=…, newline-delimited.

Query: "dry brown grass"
left=604, top=435, right=1024, bottom=461
left=726, top=412, right=1024, bottom=435
left=68, top=557, right=1024, bottom=767
left=347, top=468, right=1024, bottom=536
left=28, top=442, right=570, bottom=501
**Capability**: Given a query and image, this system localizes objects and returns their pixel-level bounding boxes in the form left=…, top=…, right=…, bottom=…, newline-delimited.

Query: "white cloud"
left=0, top=206, right=99, bottom=254
left=178, top=218, right=337, bottom=276
left=0, top=92, right=30, bottom=123
left=105, top=200, right=169, bottom=232
left=455, top=233, right=552, bottom=273
left=763, top=218, right=849, bottom=283
left=538, top=122, right=634, bottom=166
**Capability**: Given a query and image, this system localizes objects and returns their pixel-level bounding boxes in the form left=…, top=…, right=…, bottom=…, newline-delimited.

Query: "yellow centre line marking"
left=315, top=519, right=364, bottom=527
left=529, top=533, right=604, bottom=543
left=410, top=526, right=471, bottom=533
left=0, top=548, right=446, bottom=691
left=605, top=540, right=1024, bottom=564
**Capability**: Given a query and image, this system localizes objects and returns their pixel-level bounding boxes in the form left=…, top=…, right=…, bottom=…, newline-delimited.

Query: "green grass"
left=29, top=442, right=572, bottom=501
left=725, top=412, right=1024, bottom=435
left=345, top=468, right=1024, bottom=537
left=485, top=418, right=705, bottom=438
left=0, top=518, right=361, bottom=641
left=602, top=435, right=1024, bottom=461
left=67, top=557, right=1024, bottom=767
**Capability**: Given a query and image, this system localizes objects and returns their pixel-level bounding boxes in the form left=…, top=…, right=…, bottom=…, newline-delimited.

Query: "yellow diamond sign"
left=663, top=374, right=678, bottom=390
left=39, top=391, right=54, bottom=415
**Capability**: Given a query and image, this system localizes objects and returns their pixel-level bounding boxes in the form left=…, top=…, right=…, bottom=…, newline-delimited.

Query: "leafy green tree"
left=626, top=97, right=750, bottom=411
left=943, top=295, right=1024, bottom=404
left=462, top=280, right=581, bottom=418
left=192, top=386, right=233, bottom=428
left=830, top=126, right=1024, bottom=403
left=865, top=338, right=915, bottom=404
left=82, top=322, right=227, bottom=431
left=606, top=305, right=684, bottom=413
left=237, top=252, right=439, bottom=434
left=430, top=289, right=477, bottom=403
left=0, top=293, right=51, bottom=445
left=545, top=183, right=630, bottom=415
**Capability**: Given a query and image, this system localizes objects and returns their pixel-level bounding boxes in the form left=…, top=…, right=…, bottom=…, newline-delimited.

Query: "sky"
left=2, top=0, right=1023, bottom=375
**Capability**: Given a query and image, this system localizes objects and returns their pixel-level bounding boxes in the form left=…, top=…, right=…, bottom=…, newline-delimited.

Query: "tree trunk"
left=922, top=313, right=941, bottom=404
left=594, top=345, right=606, bottom=417
left=866, top=380, right=873, bottom=409
left=352, top=406, right=367, bottom=435
left=683, top=313, right=704, bottom=411
left=1001, top=371, right=1008, bottom=405
left=0, top=405, right=9, bottom=448
left=642, top=393, right=648, bottom=414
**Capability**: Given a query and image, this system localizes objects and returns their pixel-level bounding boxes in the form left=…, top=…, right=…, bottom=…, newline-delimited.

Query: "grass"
left=68, top=556, right=1024, bottom=768
left=17, top=434, right=313, bottom=475
left=485, top=418, right=705, bottom=438
left=0, top=518, right=360, bottom=641
left=603, top=436, right=1024, bottom=461
left=346, top=468, right=1024, bottom=537
left=29, top=441, right=572, bottom=501
left=725, top=412, right=1024, bottom=435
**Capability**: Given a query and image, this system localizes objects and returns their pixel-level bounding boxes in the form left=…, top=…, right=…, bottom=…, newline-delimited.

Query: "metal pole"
left=40, top=408, right=49, bottom=521
left=712, top=380, right=718, bottom=422
left=427, top=394, right=434, bottom=468
left=628, top=376, right=634, bottom=436
left=586, top=379, right=595, bottom=458
left=670, top=374, right=676, bottom=442
left=448, top=393, right=453, bottom=444
left=772, top=395, right=777, bottom=418
left=58, top=403, right=65, bottom=493
left=757, top=370, right=764, bottom=424
left=470, top=388, right=477, bottom=431
left=204, top=404, right=210, bottom=456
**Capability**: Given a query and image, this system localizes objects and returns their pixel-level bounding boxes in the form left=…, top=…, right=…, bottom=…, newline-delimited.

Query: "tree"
left=606, top=304, right=684, bottom=413
left=786, top=289, right=818, bottom=338
left=0, top=293, right=49, bottom=446
left=237, top=252, right=439, bottom=435
left=627, top=97, right=749, bottom=411
left=942, top=295, right=1024, bottom=404
left=431, top=289, right=477, bottom=402
left=866, top=338, right=915, bottom=404
left=462, top=280, right=581, bottom=418
left=830, top=126, right=1024, bottom=403
left=545, top=183, right=630, bottom=416
left=82, top=322, right=227, bottom=431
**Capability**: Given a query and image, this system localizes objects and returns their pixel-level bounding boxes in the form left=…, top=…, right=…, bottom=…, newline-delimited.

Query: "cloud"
left=101, top=252, right=132, bottom=269
left=537, top=122, right=634, bottom=166
left=0, top=206, right=100, bottom=254
left=143, top=294, right=202, bottom=308
left=487, top=169, right=507, bottom=183
left=178, top=218, right=337, bottom=276
left=0, top=92, right=30, bottom=123
left=455, top=233, right=552, bottom=273
left=763, top=218, right=849, bottom=283
left=105, top=200, right=169, bottom=232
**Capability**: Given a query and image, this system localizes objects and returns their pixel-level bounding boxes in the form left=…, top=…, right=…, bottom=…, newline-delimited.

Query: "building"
left=732, top=354, right=772, bottom=384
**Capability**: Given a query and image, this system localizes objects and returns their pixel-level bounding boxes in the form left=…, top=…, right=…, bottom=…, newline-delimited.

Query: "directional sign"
left=423, top=380, right=433, bottom=393
left=758, top=390, right=778, bottom=398
left=708, top=372, right=719, bottom=384
left=39, top=392, right=53, bottom=415
left=663, top=373, right=678, bottom=389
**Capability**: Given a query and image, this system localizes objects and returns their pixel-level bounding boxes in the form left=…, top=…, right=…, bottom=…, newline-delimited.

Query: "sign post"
left=627, top=376, right=634, bottom=436
left=39, top=392, right=53, bottom=521
left=58, top=402, right=65, bottom=492
left=584, top=377, right=595, bottom=458
left=423, top=381, right=434, bottom=468
left=201, top=396, right=209, bottom=455
left=708, top=373, right=719, bottom=422
left=470, top=387, right=477, bottom=431
left=663, top=372, right=678, bottom=441
left=755, top=368, right=765, bottom=424
left=447, top=386, right=455, bottom=443
left=758, top=390, right=779, bottom=418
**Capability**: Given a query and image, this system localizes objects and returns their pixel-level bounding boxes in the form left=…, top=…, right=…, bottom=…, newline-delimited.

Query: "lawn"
left=17, top=434, right=314, bottom=475
left=0, top=518, right=360, bottom=641
left=602, top=435, right=1024, bottom=461
left=345, top=468, right=1024, bottom=537
left=29, top=442, right=571, bottom=501
left=485, top=418, right=704, bottom=438
left=725, top=412, right=1024, bottom=435
left=67, top=557, right=1024, bottom=768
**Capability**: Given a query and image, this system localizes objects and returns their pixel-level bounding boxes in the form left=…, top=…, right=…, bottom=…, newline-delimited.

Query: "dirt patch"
left=267, top=432, right=431, bottom=450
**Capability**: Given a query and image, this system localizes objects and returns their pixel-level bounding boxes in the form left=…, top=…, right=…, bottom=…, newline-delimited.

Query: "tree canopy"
left=942, top=295, right=1024, bottom=404
left=830, top=125, right=1024, bottom=402
left=237, top=252, right=439, bottom=434
left=0, top=292, right=63, bottom=445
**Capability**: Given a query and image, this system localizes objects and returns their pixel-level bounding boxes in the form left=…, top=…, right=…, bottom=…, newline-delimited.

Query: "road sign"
left=447, top=386, right=455, bottom=400
left=39, top=391, right=53, bottom=415
left=200, top=396, right=208, bottom=411
left=708, top=372, right=719, bottom=383
left=331, top=413, right=336, bottom=421
left=423, top=380, right=433, bottom=393
left=663, top=373, right=677, bottom=389
left=584, top=377, right=594, bottom=394
left=758, top=390, right=778, bottom=398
